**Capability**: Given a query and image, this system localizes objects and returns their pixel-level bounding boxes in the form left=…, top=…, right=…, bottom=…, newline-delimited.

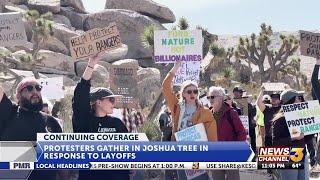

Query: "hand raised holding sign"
left=83, top=51, right=106, bottom=81
left=171, top=60, right=182, bottom=75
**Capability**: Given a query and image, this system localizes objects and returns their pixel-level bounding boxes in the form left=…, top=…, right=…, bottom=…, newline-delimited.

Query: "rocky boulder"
left=100, top=44, right=128, bottom=63
left=27, top=0, right=61, bottom=14
left=105, top=0, right=175, bottom=23
left=60, top=6, right=88, bottom=30
left=83, top=9, right=165, bottom=59
left=42, top=36, right=69, bottom=55
left=112, top=59, right=139, bottom=67
left=53, top=14, right=72, bottom=29
left=37, top=50, right=74, bottom=74
left=61, top=0, right=86, bottom=13
left=137, top=67, right=161, bottom=108
left=51, top=23, right=80, bottom=49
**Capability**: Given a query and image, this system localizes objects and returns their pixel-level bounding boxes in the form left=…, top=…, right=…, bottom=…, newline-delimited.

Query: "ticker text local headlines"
left=1, top=133, right=258, bottom=170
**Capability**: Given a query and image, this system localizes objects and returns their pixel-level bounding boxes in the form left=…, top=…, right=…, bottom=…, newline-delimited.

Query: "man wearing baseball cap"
left=232, top=86, right=257, bottom=154
left=0, top=78, right=62, bottom=179
left=72, top=53, right=129, bottom=180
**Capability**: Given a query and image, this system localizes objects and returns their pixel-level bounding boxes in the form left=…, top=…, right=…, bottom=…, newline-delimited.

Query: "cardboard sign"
left=0, top=12, right=27, bottom=47
left=173, top=61, right=200, bottom=85
left=175, top=123, right=207, bottom=179
left=154, top=30, right=203, bottom=63
left=262, top=82, right=288, bottom=92
left=234, top=98, right=248, bottom=116
left=70, top=22, right=122, bottom=60
left=283, top=100, right=320, bottom=138
left=37, top=77, right=64, bottom=100
left=300, top=30, right=320, bottom=58
left=109, top=65, right=139, bottom=108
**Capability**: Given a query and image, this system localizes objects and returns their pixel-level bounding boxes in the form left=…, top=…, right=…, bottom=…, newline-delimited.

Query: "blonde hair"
left=179, top=80, right=199, bottom=103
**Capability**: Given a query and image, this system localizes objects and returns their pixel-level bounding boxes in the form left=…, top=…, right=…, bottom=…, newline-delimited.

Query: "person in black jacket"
left=0, top=78, right=62, bottom=180
left=72, top=52, right=130, bottom=180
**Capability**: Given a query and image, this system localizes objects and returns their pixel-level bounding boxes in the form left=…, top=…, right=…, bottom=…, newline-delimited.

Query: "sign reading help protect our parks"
left=0, top=12, right=27, bottom=47
left=70, top=22, right=122, bottom=60
left=109, top=64, right=139, bottom=109
left=173, top=61, right=200, bottom=85
left=300, top=30, right=320, bottom=58
left=283, top=100, right=320, bottom=138
left=154, top=30, right=203, bottom=63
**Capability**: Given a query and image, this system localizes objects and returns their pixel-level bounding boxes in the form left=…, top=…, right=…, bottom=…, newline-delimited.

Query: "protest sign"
left=234, top=98, right=248, bottom=116
left=37, top=77, right=64, bottom=100
left=175, top=123, right=207, bottom=179
left=154, top=30, right=203, bottom=63
left=0, top=12, right=27, bottom=47
left=109, top=64, right=139, bottom=108
left=174, top=61, right=200, bottom=85
left=283, top=100, right=320, bottom=138
left=300, top=30, right=320, bottom=58
left=239, top=115, right=249, bottom=134
left=262, top=82, right=288, bottom=93
left=70, top=22, right=122, bottom=60
left=175, top=123, right=208, bottom=141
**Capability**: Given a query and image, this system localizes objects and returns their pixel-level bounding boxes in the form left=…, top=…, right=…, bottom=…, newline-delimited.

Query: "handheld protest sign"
left=0, top=12, right=27, bottom=47
left=234, top=98, right=249, bottom=116
left=173, top=61, right=200, bottom=85
left=174, top=123, right=207, bottom=179
left=154, top=30, right=203, bottom=63
left=109, top=64, right=139, bottom=109
left=37, top=77, right=64, bottom=100
left=70, top=22, right=122, bottom=60
left=283, top=100, right=320, bottom=138
left=239, top=115, right=249, bottom=135
left=300, top=30, right=320, bottom=59
left=262, top=82, right=288, bottom=93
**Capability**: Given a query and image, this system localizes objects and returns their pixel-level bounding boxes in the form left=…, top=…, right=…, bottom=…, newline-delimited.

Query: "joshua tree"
left=0, top=10, right=54, bottom=97
left=235, top=23, right=299, bottom=84
left=21, top=10, right=54, bottom=79
left=177, top=16, right=189, bottom=30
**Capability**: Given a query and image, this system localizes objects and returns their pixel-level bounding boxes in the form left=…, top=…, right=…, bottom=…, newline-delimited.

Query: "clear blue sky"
left=82, top=0, right=320, bottom=35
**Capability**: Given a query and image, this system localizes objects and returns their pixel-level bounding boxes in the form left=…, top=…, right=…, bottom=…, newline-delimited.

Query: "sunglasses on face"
left=21, top=85, right=42, bottom=93
left=105, top=97, right=115, bottom=104
left=185, top=89, right=198, bottom=95
left=207, top=95, right=220, bottom=100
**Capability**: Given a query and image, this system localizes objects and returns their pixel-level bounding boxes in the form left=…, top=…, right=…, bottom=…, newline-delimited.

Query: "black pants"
left=305, top=135, right=316, bottom=166
left=265, top=136, right=273, bottom=147
left=249, top=127, right=256, bottom=152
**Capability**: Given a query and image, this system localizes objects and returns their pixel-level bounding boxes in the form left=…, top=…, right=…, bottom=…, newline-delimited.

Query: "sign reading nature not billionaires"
left=283, top=100, right=320, bottom=138
left=70, top=22, right=122, bottom=60
left=0, top=12, right=27, bottom=47
left=300, top=30, right=320, bottom=58
left=154, top=30, right=203, bottom=63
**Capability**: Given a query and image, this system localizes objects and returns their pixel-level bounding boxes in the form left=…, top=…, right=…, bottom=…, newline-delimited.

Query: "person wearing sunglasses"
left=272, top=89, right=308, bottom=180
left=0, top=78, right=62, bottom=180
left=162, top=61, right=217, bottom=180
left=207, top=86, right=246, bottom=180
left=72, top=52, right=129, bottom=180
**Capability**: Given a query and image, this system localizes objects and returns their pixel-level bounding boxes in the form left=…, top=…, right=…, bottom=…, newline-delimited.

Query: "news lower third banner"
left=0, top=133, right=256, bottom=170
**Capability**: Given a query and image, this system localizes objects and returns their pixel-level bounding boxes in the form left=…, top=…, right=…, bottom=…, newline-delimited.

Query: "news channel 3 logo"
left=290, top=147, right=304, bottom=163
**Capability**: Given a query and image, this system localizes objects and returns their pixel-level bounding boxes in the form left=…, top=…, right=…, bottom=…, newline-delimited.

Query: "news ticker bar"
left=2, top=162, right=257, bottom=170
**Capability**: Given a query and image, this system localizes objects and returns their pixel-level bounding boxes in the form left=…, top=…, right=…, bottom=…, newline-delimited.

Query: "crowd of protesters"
left=1, top=50, right=320, bottom=180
